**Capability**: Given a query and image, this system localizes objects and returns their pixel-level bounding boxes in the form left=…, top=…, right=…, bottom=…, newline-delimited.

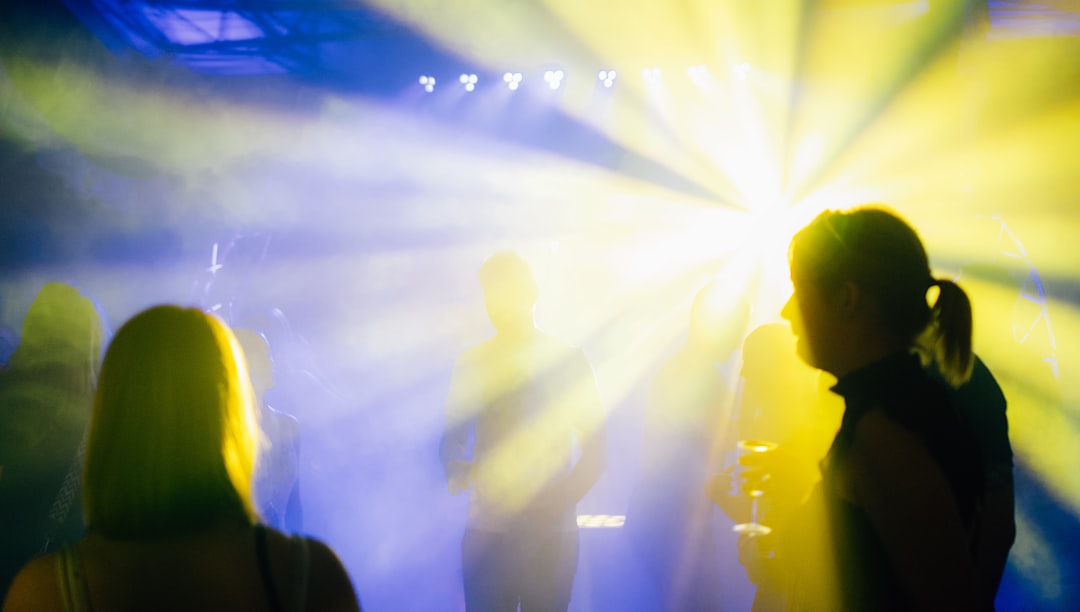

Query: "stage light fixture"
left=419, top=75, right=436, bottom=93
left=597, top=69, right=617, bottom=88
left=503, top=72, right=523, bottom=91
left=642, top=67, right=662, bottom=82
left=459, top=73, right=478, bottom=91
left=543, top=69, right=564, bottom=90
left=687, top=64, right=708, bottom=82
left=731, top=62, right=751, bottom=80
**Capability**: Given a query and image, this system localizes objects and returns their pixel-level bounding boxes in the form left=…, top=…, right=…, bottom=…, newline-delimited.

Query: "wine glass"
left=731, top=439, right=778, bottom=536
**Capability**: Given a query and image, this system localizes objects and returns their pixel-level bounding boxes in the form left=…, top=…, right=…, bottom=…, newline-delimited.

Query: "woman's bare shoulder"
left=849, top=405, right=953, bottom=498
left=301, top=535, right=362, bottom=612
left=3, top=552, right=65, bottom=612
left=851, top=405, right=921, bottom=452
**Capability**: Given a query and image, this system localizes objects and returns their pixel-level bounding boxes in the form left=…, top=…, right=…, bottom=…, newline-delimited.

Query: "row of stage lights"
left=420, top=69, right=573, bottom=93
left=417, top=63, right=751, bottom=93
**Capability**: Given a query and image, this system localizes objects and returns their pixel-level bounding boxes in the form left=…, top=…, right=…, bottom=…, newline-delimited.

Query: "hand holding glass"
left=731, top=439, right=777, bottom=536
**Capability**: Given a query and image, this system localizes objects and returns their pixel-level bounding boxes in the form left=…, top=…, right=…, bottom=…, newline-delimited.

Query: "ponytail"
left=927, top=279, right=974, bottom=386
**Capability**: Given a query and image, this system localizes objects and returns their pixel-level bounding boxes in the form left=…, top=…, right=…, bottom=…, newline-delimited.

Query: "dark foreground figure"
left=3, top=305, right=361, bottom=612
left=743, top=206, right=988, bottom=611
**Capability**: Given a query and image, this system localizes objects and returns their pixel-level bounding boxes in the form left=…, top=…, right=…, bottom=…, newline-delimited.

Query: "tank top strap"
left=58, top=545, right=93, bottom=612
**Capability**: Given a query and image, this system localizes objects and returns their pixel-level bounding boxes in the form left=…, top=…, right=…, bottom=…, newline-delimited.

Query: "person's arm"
left=961, top=357, right=1014, bottom=608
left=438, top=357, right=474, bottom=495
left=852, top=408, right=977, bottom=611
left=976, top=471, right=1015, bottom=609
left=565, top=353, right=606, bottom=504
left=2, top=554, right=64, bottom=612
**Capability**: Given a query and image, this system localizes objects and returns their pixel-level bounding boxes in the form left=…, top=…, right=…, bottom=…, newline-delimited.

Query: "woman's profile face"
left=782, top=277, right=841, bottom=373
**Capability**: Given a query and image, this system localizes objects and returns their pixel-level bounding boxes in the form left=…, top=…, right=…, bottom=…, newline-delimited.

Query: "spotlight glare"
left=419, top=75, right=436, bottom=92
left=503, top=72, right=523, bottom=89
left=543, top=68, right=564, bottom=90
left=598, top=69, right=617, bottom=88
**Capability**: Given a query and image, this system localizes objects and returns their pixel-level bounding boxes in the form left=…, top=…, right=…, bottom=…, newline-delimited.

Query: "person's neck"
left=497, top=325, right=537, bottom=343
left=829, top=334, right=904, bottom=380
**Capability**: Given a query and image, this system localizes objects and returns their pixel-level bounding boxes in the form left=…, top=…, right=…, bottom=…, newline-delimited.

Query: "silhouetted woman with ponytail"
left=742, top=206, right=985, bottom=611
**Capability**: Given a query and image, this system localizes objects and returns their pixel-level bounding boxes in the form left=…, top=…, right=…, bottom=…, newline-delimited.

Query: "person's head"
left=83, top=305, right=260, bottom=538
left=11, top=281, right=105, bottom=378
left=782, top=206, right=973, bottom=384
left=478, top=251, right=538, bottom=335
left=687, top=281, right=750, bottom=361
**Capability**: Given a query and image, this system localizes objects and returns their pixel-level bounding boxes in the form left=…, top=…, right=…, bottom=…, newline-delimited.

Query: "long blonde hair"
left=83, top=306, right=260, bottom=537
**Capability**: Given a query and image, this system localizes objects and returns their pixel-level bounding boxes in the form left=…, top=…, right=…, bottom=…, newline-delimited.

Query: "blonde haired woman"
left=3, top=305, right=360, bottom=611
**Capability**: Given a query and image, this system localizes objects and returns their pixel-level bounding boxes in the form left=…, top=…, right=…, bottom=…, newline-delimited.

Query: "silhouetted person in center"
left=440, top=251, right=607, bottom=611
left=3, top=305, right=360, bottom=611
left=741, top=206, right=986, bottom=611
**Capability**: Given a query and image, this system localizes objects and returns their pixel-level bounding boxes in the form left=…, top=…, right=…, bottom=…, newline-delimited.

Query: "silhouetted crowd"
left=1, top=206, right=1014, bottom=611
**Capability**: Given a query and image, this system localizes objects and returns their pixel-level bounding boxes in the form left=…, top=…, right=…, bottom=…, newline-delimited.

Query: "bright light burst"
left=357, top=0, right=1080, bottom=601
left=3, top=0, right=1080, bottom=606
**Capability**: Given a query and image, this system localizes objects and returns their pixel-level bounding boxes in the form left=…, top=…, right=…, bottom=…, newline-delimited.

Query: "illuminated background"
left=1, top=0, right=1078, bottom=609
